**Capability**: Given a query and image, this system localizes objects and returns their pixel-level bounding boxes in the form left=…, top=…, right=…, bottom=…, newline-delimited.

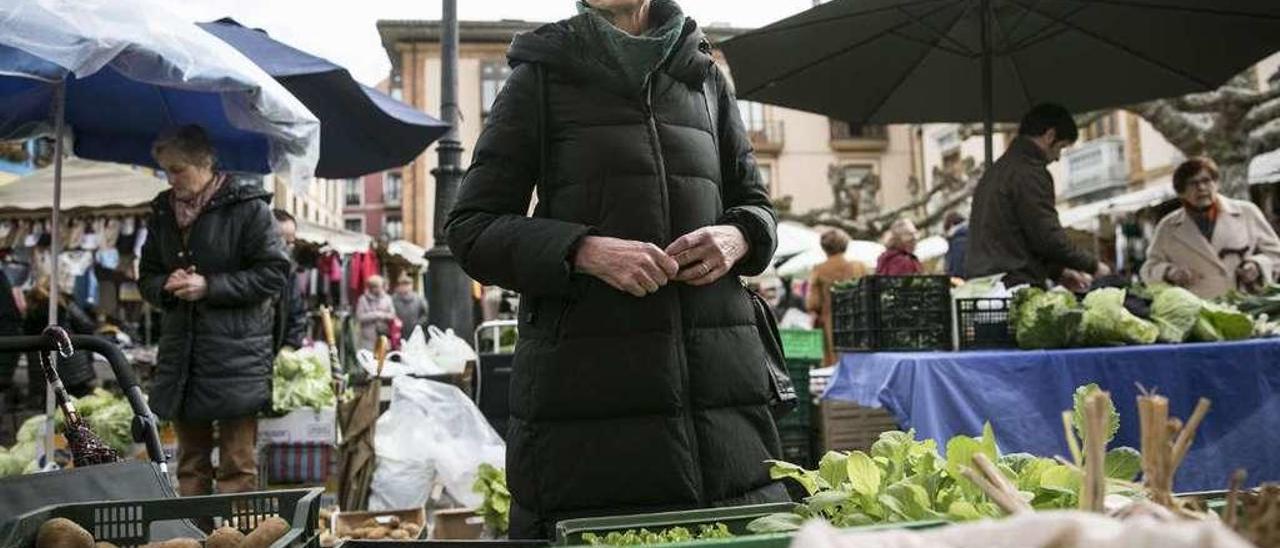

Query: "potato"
left=402, top=523, right=422, bottom=537
left=366, top=526, right=390, bottom=540
left=319, top=531, right=337, bottom=547
left=389, top=529, right=411, bottom=540
left=205, top=526, right=245, bottom=548
left=240, top=516, right=290, bottom=548
left=37, top=518, right=94, bottom=548
left=361, top=517, right=380, bottom=529
left=349, top=526, right=373, bottom=539
left=139, top=539, right=201, bottom=548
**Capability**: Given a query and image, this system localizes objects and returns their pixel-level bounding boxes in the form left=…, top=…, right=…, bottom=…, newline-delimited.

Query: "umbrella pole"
left=43, top=78, right=67, bottom=466
left=980, top=0, right=994, bottom=169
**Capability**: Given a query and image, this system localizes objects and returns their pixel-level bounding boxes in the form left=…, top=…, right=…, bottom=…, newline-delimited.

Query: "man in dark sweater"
left=966, top=103, right=1109, bottom=290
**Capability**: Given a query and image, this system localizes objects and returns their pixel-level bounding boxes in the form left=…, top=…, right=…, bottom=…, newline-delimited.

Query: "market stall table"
left=824, top=339, right=1280, bottom=492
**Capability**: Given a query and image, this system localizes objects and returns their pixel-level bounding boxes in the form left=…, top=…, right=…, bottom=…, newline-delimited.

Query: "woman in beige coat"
left=1141, top=157, right=1280, bottom=298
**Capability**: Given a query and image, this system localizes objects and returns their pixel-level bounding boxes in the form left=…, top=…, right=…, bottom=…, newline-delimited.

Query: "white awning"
left=295, top=219, right=372, bottom=255
left=0, top=158, right=167, bottom=214
left=1250, top=149, right=1280, bottom=186
left=1058, top=185, right=1175, bottom=231
left=387, top=239, right=428, bottom=267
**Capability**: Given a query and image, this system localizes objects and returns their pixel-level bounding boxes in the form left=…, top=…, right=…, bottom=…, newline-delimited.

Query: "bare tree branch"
left=1250, top=118, right=1280, bottom=157
left=1128, top=100, right=1209, bottom=155
left=1170, top=87, right=1261, bottom=112
left=1244, top=95, right=1280, bottom=134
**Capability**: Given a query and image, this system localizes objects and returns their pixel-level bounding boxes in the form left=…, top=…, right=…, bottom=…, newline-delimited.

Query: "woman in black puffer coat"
left=139, top=125, right=289, bottom=496
left=446, top=0, right=786, bottom=538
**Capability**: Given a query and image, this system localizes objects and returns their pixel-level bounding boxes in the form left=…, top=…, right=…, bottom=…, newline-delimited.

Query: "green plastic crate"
left=779, top=330, right=824, bottom=361
left=559, top=505, right=945, bottom=548
left=0, top=487, right=322, bottom=548
left=652, top=519, right=948, bottom=548
left=554, top=503, right=798, bottom=546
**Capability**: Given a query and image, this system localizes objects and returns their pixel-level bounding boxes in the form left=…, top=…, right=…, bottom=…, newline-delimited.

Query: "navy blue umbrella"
left=200, top=18, right=450, bottom=179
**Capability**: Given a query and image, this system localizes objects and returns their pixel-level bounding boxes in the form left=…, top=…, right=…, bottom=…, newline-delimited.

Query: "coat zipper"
left=642, top=76, right=704, bottom=506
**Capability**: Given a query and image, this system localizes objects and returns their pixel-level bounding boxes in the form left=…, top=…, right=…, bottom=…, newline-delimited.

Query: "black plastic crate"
left=955, top=297, right=1014, bottom=350
left=832, top=276, right=952, bottom=352
left=0, top=487, right=321, bottom=547
left=778, top=427, right=813, bottom=468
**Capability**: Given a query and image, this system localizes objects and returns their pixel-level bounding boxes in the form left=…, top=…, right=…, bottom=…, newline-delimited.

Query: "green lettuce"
left=1012, top=288, right=1083, bottom=349
left=1193, top=301, right=1253, bottom=342
left=1150, top=286, right=1203, bottom=343
left=1078, top=288, right=1159, bottom=346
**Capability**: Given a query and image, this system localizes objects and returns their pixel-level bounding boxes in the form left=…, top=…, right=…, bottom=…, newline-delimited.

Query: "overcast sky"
left=174, top=1, right=816, bottom=86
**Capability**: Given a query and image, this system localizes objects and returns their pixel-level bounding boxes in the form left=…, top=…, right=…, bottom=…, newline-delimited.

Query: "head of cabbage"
left=1012, top=287, right=1083, bottom=349
left=1078, top=288, right=1159, bottom=347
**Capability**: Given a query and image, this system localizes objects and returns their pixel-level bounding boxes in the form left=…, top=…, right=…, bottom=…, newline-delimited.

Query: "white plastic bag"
left=369, top=376, right=505, bottom=511
left=400, top=325, right=446, bottom=376
left=367, top=456, right=437, bottom=511
left=425, top=326, right=478, bottom=374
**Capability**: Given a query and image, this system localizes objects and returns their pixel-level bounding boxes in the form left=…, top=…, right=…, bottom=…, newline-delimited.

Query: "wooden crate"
left=818, top=400, right=900, bottom=453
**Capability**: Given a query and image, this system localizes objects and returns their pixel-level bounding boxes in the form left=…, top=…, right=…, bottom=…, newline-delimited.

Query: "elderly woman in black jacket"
left=446, top=0, right=784, bottom=538
left=139, top=125, right=289, bottom=496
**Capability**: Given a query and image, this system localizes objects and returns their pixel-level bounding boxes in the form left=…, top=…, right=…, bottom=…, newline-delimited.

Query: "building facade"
left=339, top=169, right=406, bottom=242
left=271, top=176, right=346, bottom=229
left=376, top=20, right=924, bottom=248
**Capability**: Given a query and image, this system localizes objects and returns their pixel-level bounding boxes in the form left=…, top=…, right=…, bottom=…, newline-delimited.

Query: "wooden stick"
left=961, top=466, right=1027, bottom=515
left=973, top=453, right=1031, bottom=512
left=1171, top=398, right=1211, bottom=470
left=1225, top=469, right=1246, bottom=529
left=1081, top=391, right=1109, bottom=512
left=1062, top=410, right=1083, bottom=467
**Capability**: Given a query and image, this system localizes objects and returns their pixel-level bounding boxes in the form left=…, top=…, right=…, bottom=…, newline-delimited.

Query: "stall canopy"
left=0, top=158, right=167, bottom=214
left=1058, top=185, right=1175, bottom=231
left=295, top=219, right=372, bottom=255
left=386, top=239, right=427, bottom=267
left=1250, top=149, right=1280, bottom=186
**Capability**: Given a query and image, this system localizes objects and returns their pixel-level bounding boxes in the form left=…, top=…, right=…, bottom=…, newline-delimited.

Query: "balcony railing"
left=1062, top=136, right=1127, bottom=201
left=745, top=120, right=785, bottom=153
left=830, top=121, right=888, bottom=151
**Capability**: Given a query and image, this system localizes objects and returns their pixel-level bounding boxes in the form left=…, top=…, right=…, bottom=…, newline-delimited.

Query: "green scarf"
left=576, top=0, right=686, bottom=93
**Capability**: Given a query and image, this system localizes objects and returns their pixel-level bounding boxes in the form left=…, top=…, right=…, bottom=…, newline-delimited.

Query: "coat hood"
left=507, top=11, right=715, bottom=95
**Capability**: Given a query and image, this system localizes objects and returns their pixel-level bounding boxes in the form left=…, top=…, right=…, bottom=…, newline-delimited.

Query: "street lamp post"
left=425, top=0, right=473, bottom=336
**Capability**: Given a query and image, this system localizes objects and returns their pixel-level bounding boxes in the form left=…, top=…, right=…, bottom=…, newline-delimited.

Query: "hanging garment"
left=101, top=218, right=121, bottom=249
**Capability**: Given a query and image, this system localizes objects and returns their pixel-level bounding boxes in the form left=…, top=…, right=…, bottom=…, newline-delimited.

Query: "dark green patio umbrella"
left=721, top=0, right=1280, bottom=165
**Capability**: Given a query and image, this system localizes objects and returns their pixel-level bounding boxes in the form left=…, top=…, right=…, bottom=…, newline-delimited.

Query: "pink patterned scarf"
left=171, top=173, right=227, bottom=230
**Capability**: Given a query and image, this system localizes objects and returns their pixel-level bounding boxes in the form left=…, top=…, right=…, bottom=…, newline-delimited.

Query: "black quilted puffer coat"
left=446, top=9, right=787, bottom=538
left=139, top=177, right=289, bottom=422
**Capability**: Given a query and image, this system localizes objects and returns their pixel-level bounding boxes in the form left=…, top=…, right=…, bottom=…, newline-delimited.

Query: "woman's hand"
left=1166, top=266, right=1200, bottom=288
left=573, top=236, right=680, bottom=297
left=170, top=272, right=208, bottom=302
left=665, top=225, right=748, bottom=286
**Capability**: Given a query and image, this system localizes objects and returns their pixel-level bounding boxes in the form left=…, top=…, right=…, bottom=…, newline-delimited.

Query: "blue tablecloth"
left=824, top=339, right=1280, bottom=492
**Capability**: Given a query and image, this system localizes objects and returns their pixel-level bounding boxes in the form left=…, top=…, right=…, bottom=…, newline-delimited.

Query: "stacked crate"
left=775, top=329, right=822, bottom=468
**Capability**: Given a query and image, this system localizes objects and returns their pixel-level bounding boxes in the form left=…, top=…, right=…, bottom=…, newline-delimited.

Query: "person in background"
left=806, top=228, right=865, bottom=365
left=943, top=212, right=969, bottom=279
left=355, top=275, right=395, bottom=349
left=966, top=103, right=1109, bottom=290
left=139, top=124, right=289, bottom=496
left=1141, top=157, right=1280, bottom=298
left=876, top=219, right=924, bottom=276
left=272, top=209, right=307, bottom=351
left=391, top=272, right=428, bottom=336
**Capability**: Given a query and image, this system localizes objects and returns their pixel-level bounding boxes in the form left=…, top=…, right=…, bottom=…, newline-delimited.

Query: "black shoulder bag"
left=701, top=68, right=797, bottom=418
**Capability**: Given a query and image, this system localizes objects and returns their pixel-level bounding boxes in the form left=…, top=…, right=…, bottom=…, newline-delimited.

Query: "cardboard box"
left=431, top=508, right=484, bottom=540
left=258, top=407, right=337, bottom=445
left=333, top=507, right=426, bottom=540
